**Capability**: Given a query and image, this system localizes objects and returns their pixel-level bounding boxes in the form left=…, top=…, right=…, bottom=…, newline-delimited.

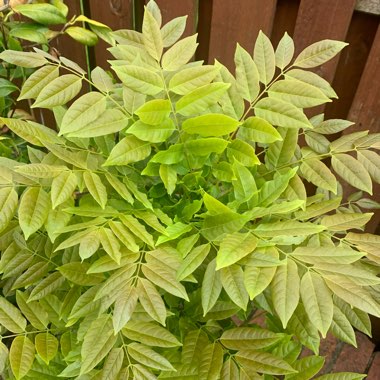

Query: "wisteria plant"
left=0, top=1, right=380, bottom=379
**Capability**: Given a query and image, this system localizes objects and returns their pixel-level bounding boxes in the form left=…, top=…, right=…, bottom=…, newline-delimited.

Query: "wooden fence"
left=58, top=0, right=380, bottom=230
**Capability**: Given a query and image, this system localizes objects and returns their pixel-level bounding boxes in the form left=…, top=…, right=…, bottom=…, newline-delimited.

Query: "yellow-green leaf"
left=33, top=74, right=82, bottom=108
left=19, top=187, right=50, bottom=240
left=9, top=336, right=35, bottom=380
left=272, top=259, right=300, bottom=328
left=35, top=332, right=58, bottom=365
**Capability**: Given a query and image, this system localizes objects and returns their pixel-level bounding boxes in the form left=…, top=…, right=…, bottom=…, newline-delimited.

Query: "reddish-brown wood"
left=325, top=11, right=379, bottom=120
left=348, top=24, right=380, bottom=132
left=154, top=0, right=198, bottom=36
left=293, top=0, right=356, bottom=83
left=53, top=0, right=87, bottom=71
left=204, top=0, right=277, bottom=70
left=89, top=0, right=134, bottom=69
left=271, top=0, right=300, bottom=48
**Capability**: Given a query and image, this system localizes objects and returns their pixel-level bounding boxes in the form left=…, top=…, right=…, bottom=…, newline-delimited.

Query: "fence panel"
left=202, top=0, right=277, bottom=70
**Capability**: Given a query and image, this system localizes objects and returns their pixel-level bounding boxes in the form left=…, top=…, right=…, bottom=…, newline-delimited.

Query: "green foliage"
left=0, top=1, right=379, bottom=379
left=0, top=0, right=112, bottom=159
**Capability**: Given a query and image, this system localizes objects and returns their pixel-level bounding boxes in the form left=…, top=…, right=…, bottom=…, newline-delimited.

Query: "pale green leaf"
left=91, top=66, right=114, bottom=93
left=227, top=139, right=260, bottom=167
left=202, top=259, right=223, bottom=315
left=221, top=327, right=283, bottom=350
left=105, top=173, right=134, bottom=204
left=331, top=305, right=357, bottom=346
left=285, top=69, right=338, bottom=99
left=176, top=83, right=230, bottom=116
left=0, top=296, right=27, bottom=333
left=300, top=158, right=337, bottom=193
left=313, top=119, right=354, bottom=134
left=182, top=113, right=240, bottom=137
left=300, top=272, right=333, bottom=337
left=128, top=119, right=175, bottom=143
left=15, top=291, right=48, bottom=330
left=58, top=262, right=104, bottom=286
left=333, top=297, right=371, bottom=336
left=51, top=170, right=77, bottom=209
left=357, top=150, right=380, bottom=184
left=268, top=79, right=331, bottom=108
left=216, top=232, right=257, bottom=269
left=220, top=264, right=249, bottom=310
left=81, top=315, right=117, bottom=375
left=275, top=32, right=295, bottom=70
left=113, top=65, right=163, bottom=95
left=291, top=246, right=364, bottom=265
left=332, top=154, right=372, bottom=194
left=100, top=348, right=124, bottom=380
left=104, top=135, right=151, bottom=166
left=15, top=163, right=67, bottom=178
left=9, top=336, right=35, bottom=380
left=244, top=265, right=276, bottom=300
left=286, top=356, right=325, bottom=380
left=83, top=171, right=107, bottom=209
left=33, top=74, right=82, bottom=108
left=35, top=332, right=58, bottom=365
left=99, top=227, right=121, bottom=264
left=65, top=26, right=98, bottom=46
left=60, top=92, right=106, bottom=135
left=254, top=97, right=312, bottom=129
left=236, top=350, right=297, bottom=375
left=108, top=221, right=139, bottom=252
left=294, top=40, right=348, bottom=68
left=272, top=259, right=300, bottom=328
left=159, top=164, right=177, bottom=195
left=254, top=30, right=276, bottom=84
left=113, top=285, right=138, bottom=333
left=239, top=116, right=282, bottom=143
left=199, top=343, right=223, bottom=380
left=235, top=44, right=260, bottom=102
left=137, top=278, right=166, bottom=325
left=123, top=320, right=182, bottom=347
left=28, top=272, right=65, bottom=302
left=177, top=243, right=210, bottom=281
left=120, top=214, right=155, bottom=247
left=255, top=220, right=325, bottom=237
left=161, top=15, right=187, bottom=47
left=127, top=342, right=174, bottom=371
left=169, top=65, right=219, bottom=95
left=18, top=65, right=59, bottom=100
left=185, top=137, right=229, bottom=156
left=14, top=3, right=66, bottom=24
left=0, top=187, right=18, bottom=233
left=19, top=187, right=50, bottom=240
left=142, top=8, right=163, bottom=60
left=162, top=34, right=198, bottom=71
left=0, top=50, right=47, bottom=68
left=325, top=277, right=380, bottom=317
left=135, top=99, right=171, bottom=125
left=321, top=212, right=373, bottom=231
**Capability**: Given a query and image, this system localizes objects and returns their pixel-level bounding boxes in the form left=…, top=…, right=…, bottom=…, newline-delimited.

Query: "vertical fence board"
left=348, top=25, right=380, bottom=131
left=89, top=0, right=134, bottom=69
left=53, top=0, right=87, bottom=71
left=325, top=11, right=378, bottom=120
left=204, top=0, right=277, bottom=70
left=293, top=0, right=356, bottom=83
left=154, top=0, right=197, bottom=36
left=271, top=0, right=300, bottom=47
left=348, top=25, right=380, bottom=233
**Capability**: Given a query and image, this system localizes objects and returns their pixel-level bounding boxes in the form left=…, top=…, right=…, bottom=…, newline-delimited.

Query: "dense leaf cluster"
left=0, top=1, right=380, bottom=379
left=0, top=0, right=111, bottom=158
